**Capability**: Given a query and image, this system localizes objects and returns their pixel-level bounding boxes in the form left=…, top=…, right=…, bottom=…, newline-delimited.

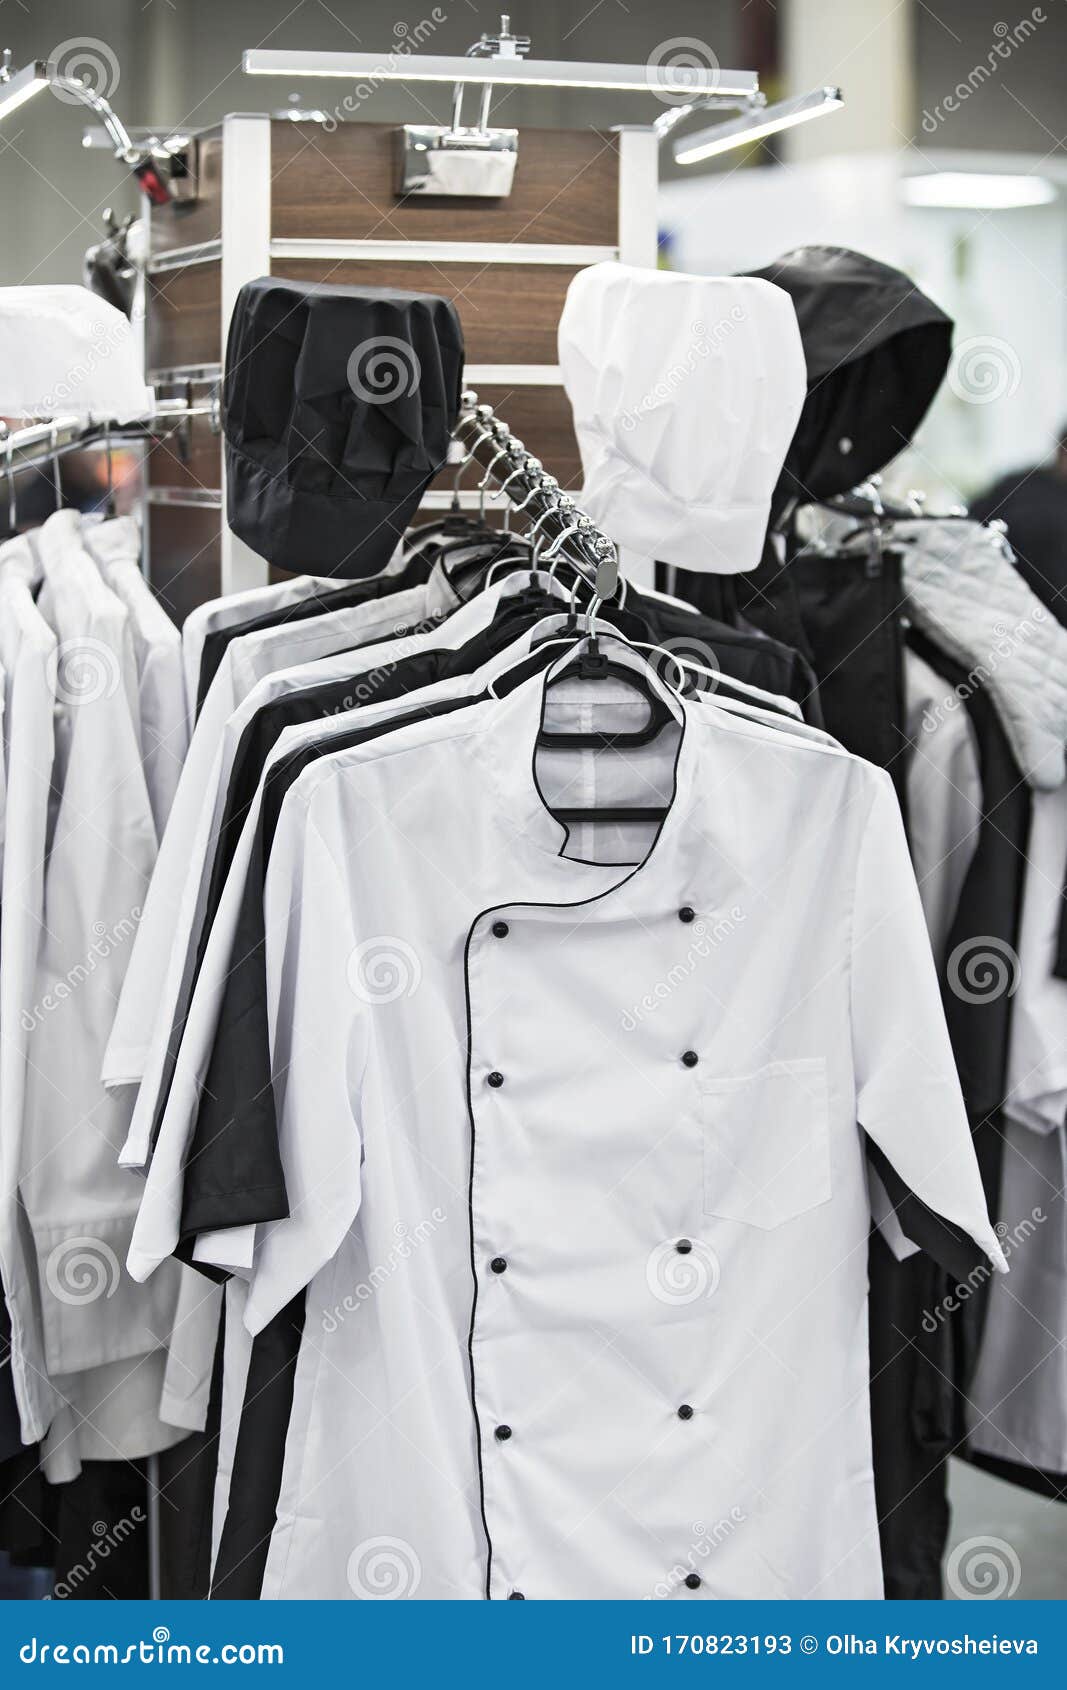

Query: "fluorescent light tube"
left=902, top=172, right=1056, bottom=209
left=242, top=48, right=757, bottom=99
left=673, top=86, right=842, bottom=165
left=0, top=60, right=50, bottom=120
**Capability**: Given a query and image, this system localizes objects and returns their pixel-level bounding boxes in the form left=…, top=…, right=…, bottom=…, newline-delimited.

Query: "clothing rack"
left=0, top=394, right=218, bottom=477
left=455, top=389, right=619, bottom=600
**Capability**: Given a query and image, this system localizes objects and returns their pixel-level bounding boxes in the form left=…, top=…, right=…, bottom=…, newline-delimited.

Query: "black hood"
left=743, top=246, right=953, bottom=515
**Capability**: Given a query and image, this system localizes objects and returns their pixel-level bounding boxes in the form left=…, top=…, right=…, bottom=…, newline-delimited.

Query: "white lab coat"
left=15, top=514, right=180, bottom=1449
left=0, top=545, right=60, bottom=1440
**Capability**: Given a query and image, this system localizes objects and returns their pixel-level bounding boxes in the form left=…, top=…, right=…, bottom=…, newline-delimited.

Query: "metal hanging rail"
left=454, top=390, right=619, bottom=600
left=0, top=394, right=218, bottom=477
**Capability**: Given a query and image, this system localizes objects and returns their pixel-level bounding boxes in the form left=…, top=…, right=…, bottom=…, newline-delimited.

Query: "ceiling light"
left=673, top=86, right=843, bottom=165
left=243, top=48, right=757, bottom=99
left=902, top=172, right=1056, bottom=210
left=0, top=58, right=49, bottom=120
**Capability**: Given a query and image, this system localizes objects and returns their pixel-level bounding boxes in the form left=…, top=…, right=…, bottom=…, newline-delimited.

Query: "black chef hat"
left=222, top=275, right=464, bottom=577
left=742, top=246, right=953, bottom=517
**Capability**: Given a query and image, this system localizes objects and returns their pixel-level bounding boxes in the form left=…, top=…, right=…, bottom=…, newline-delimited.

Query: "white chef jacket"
left=967, top=780, right=1067, bottom=1473
left=0, top=552, right=61, bottom=1440
left=126, top=615, right=832, bottom=1276
left=80, top=514, right=188, bottom=836
left=105, top=567, right=461, bottom=1093
left=20, top=515, right=180, bottom=1436
left=227, top=647, right=1003, bottom=1599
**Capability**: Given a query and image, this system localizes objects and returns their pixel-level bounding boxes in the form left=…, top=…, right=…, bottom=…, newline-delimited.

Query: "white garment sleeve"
left=243, top=792, right=368, bottom=1335
left=850, top=770, right=1008, bottom=1273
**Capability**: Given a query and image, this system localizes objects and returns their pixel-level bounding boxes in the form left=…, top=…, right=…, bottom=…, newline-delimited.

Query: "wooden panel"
left=148, top=505, right=221, bottom=624
left=146, top=413, right=222, bottom=495
left=439, top=385, right=581, bottom=492
left=272, top=259, right=575, bottom=365
left=147, top=263, right=221, bottom=373
left=150, top=131, right=224, bottom=256
left=271, top=122, right=619, bottom=246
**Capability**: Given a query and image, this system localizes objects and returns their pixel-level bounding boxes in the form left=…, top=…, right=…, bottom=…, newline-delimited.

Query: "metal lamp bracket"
left=397, top=14, right=525, bottom=198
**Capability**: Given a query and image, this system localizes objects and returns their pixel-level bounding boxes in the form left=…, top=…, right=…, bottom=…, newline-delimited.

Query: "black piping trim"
left=462, top=669, right=688, bottom=1598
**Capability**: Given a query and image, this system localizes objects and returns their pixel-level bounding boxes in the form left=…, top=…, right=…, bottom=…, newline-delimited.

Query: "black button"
left=492, top=921, right=510, bottom=938
left=678, top=906, right=696, bottom=924
left=684, top=1573, right=701, bottom=1590
left=677, top=1404, right=694, bottom=1421
left=682, top=1050, right=699, bottom=1068
left=676, top=1239, right=692, bottom=1255
left=490, top=1257, right=508, bottom=1275
left=487, top=1071, right=505, bottom=1088
left=495, top=1424, right=512, bottom=1441
left=508, top=1591, right=525, bottom=1600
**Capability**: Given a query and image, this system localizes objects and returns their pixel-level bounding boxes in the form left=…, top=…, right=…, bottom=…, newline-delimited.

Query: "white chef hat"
left=558, top=262, right=807, bottom=574
left=0, top=286, right=153, bottom=423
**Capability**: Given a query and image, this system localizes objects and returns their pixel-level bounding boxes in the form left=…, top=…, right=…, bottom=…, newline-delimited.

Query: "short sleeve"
left=243, top=786, right=369, bottom=1334
left=851, top=770, right=1007, bottom=1274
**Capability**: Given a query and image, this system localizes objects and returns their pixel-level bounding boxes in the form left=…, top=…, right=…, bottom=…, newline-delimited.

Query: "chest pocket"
left=698, top=1058, right=831, bottom=1230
